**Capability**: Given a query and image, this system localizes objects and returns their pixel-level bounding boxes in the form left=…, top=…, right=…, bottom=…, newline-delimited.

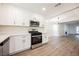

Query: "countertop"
left=0, top=34, right=10, bottom=44
left=0, top=33, right=30, bottom=44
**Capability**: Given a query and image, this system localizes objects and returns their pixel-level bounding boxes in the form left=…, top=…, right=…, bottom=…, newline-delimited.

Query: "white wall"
left=45, top=20, right=79, bottom=37
left=64, top=24, right=70, bottom=35
left=58, top=23, right=65, bottom=36
left=45, top=21, right=65, bottom=37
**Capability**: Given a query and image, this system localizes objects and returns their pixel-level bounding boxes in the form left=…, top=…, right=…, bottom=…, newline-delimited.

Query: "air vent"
left=54, top=3, right=61, bottom=7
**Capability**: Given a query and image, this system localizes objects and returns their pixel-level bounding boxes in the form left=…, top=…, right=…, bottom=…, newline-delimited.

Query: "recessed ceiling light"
left=42, top=7, right=46, bottom=11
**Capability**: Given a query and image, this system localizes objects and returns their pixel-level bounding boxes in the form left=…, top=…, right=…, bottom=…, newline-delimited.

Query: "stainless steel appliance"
left=29, top=31, right=42, bottom=49
left=0, top=38, right=9, bottom=56
left=0, top=45, right=3, bottom=56
left=30, top=20, right=39, bottom=27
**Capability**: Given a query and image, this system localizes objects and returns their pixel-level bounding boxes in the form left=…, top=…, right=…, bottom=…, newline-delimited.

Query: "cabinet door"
left=14, top=38, right=23, bottom=52
left=9, top=36, right=23, bottom=54
left=0, top=9, right=13, bottom=25
left=22, top=35, right=31, bottom=50
left=9, top=37, right=15, bottom=54
left=42, top=34, right=48, bottom=44
left=40, top=21, right=43, bottom=27
left=9, top=35, right=31, bottom=54
left=14, top=18, right=23, bottom=26
left=0, top=4, right=15, bottom=25
left=24, top=19, right=29, bottom=26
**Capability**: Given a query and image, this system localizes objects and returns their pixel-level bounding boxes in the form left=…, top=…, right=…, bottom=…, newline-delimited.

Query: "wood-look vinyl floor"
left=14, top=35, right=79, bottom=56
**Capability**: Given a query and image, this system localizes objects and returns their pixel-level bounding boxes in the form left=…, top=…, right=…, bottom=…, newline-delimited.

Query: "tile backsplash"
left=0, top=25, right=44, bottom=35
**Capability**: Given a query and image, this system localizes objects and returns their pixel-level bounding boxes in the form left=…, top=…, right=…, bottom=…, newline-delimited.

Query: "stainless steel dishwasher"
left=3, top=38, right=9, bottom=56
left=0, top=45, right=3, bottom=56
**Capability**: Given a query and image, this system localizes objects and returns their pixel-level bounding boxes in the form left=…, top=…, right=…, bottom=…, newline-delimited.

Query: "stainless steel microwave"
left=30, top=20, right=39, bottom=27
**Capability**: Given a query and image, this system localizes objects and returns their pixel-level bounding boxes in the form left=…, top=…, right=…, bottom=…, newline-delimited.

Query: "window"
left=76, top=26, right=79, bottom=34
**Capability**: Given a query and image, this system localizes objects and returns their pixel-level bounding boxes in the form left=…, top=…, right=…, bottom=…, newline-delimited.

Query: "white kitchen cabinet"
left=22, top=35, right=31, bottom=50
left=0, top=4, right=28, bottom=26
left=24, top=19, right=29, bottom=26
left=0, top=6, right=13, bottom=25
left=9, top=36, right=24, bottom=54
left=14, top=37, right=23, bottom=52
left=9, top=36, right=16, bottom=54
left=39, top=21, right=44, bottom=27
left=42, top=34, right=48, bottom=44
left=12, top=10, right=24, bottom=26
left=0, top=4, right=44, bottom=26
left=9, top=34, right=31, bottom=55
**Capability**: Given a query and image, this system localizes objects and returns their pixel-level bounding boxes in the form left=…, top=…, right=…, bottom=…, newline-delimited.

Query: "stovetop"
left=29, top=31, right=42, bottom=36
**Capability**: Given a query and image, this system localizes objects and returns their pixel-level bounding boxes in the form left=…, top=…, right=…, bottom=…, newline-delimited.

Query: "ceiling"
left=10, top=3, right=79, bottom=19
left=62, top=20, right=79, bottom=24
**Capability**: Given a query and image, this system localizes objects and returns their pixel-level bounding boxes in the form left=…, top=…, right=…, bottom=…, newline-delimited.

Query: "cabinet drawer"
left=10, top=35, right=29, bottom=39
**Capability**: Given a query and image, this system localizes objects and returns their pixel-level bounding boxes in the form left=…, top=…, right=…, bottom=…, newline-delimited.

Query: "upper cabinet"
left=0, top=4, right=44, bottom=27
left=0, top=4, right=13, bottom=25
left=0, top=4, right=23, bottom=26
left=13, top=9, right=30, bottom=26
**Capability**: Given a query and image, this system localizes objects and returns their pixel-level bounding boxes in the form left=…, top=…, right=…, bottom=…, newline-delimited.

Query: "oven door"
left=31, top=35, right=42, bottom=45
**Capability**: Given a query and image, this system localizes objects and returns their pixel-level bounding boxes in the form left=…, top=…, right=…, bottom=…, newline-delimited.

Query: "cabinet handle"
left=14, top=20, right=15, bottom=24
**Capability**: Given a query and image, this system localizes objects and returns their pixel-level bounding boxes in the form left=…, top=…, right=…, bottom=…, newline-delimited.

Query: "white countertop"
left=0, top=33, right=30, bottom=44
left=0, top=34, right=10, bottom=44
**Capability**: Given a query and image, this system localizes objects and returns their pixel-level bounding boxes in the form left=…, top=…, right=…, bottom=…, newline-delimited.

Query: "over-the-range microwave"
left=30, top=20, right=40, bottom=27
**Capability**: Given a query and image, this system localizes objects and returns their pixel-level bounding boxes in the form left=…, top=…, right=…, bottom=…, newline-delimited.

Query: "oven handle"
left=32, top=35, right=42, bottom=37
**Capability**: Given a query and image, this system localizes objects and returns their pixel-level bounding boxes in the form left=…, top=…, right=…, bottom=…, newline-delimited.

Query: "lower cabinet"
left=42, top=34, right=48, bottom=44
left=9, top=34, right=31, bottom=55
left=14, top=38, right=24, bottom=52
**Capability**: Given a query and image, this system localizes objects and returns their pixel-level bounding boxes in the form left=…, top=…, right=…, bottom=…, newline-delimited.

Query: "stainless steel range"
left=29, top=31, right=42, bottom=49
